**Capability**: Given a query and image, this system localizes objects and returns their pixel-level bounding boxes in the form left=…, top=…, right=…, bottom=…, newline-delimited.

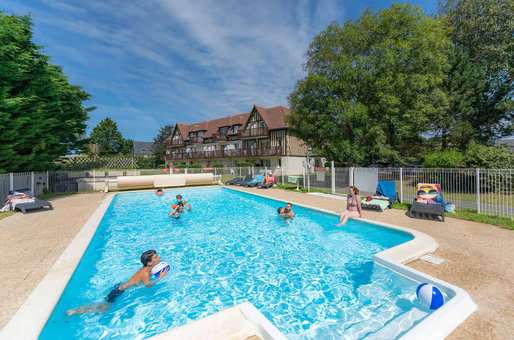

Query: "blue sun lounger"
left=376, top=180, right=399, bottom=203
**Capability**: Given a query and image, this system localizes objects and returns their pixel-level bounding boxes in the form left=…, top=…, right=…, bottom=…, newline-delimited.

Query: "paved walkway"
left=0, top=192, right=105, bottom=329
left=1, top=188, right=513, bottom=339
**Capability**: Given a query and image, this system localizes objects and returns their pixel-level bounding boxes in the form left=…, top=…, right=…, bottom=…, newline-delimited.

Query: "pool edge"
left=0, top=193, right=115, bottom=340
left=1, top=186, right=477, bottom=340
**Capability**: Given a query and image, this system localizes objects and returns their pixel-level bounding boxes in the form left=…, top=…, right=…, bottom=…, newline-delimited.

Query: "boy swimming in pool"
left=168, top=194, right=191, bottom=218
left=66, top=250, right=165, bottom=316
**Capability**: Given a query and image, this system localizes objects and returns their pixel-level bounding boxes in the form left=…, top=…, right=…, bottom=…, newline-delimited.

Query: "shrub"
left=464, top=143, right=514, bottom=168
left=423, top=149, right=466, bottom=168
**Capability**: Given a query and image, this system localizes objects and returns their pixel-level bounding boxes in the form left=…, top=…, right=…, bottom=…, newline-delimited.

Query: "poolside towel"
left=361, top=198, right=390, bottom=211
left=376, top=180, right=398, bottom=202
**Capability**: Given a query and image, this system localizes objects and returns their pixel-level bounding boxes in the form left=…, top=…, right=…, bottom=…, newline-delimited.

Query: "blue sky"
left=3, top=1, right=438, bottom=141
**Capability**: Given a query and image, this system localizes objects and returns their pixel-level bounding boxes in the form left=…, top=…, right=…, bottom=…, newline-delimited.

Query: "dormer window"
left=230, top=124, right=241, bottom=134
left=218, top=126, right=229, bottom=136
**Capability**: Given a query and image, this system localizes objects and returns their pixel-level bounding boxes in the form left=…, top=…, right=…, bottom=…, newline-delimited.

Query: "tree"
left=152, top=124, right=174, bottom=164
left=288, top=4, right=450, bottom=165
left=89, top=118, right=126, bottom=155
left=439, top=0, right=514, bottom=147
left=0, top=12, right=92, bottom=172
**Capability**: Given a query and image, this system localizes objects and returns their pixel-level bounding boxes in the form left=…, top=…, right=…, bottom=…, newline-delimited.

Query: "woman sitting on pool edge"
left=337, top=186, right=362, bottom=226
left=169, top=194, right=191, bottom=218
left=66, top=250, right=168, bottom=316
left=277, top=202, right=295, bottom=219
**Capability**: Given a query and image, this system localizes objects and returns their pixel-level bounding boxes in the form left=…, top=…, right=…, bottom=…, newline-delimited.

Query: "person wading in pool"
left=168, top=194, right=191, bottom=218
left=277, top=202, right=295, bottom=219
left=66, top=250, right=164, bottom=316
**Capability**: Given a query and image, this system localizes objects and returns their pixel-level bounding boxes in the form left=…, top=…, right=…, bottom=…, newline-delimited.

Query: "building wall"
left=280, top=156, right=306, bottom=175
left=286, top=133, right=308, bottom=156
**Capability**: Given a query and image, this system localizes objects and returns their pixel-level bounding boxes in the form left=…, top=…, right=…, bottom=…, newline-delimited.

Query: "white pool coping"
left=1, top=186, right=477, bottom=340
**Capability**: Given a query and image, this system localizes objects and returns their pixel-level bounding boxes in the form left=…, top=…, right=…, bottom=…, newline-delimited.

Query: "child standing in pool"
left=169, top=194, right=192, bottom=218
left=337, top=186, right=362, bottom=226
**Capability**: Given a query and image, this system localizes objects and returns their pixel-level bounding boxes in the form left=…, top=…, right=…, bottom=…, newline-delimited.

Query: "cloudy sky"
left=3, top=0, right=437, bottom=141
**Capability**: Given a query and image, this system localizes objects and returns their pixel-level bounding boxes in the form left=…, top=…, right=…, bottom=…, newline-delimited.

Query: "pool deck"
left=1, top=188, right=513, bottom=339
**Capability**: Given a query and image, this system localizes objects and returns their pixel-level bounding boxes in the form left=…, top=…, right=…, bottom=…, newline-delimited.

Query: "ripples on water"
left=40, top=187, right=431, bottom=339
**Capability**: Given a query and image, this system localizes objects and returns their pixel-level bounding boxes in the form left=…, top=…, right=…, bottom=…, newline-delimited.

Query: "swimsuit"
left=106, top=284, right=124, bottom=303
left=347, top=195, right=359, bottom=211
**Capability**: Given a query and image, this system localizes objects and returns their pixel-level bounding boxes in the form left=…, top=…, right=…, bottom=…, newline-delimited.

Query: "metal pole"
left=9, top=172, right=13, bottom=192
left=185, top=168, right=188, bottom=175
left=349, top=167, right=354, bottom=187
left=306, top=162, right=310, bottom=192
left=31, top=171, right=34, bottom=195
left=93, top=169, right=96, bottom=192
left=281, top=166, right=284, bottom=185
left=399, top=167, right=403, bottom=203
left=476, top=168, right=481, bottom=214
left=331, top=161, right=335, bottom=194
left=46, top=171, right=49, bottom=192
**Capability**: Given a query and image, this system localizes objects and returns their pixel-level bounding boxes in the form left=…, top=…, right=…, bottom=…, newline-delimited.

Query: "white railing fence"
left=1, top=166, right=512, bottom=218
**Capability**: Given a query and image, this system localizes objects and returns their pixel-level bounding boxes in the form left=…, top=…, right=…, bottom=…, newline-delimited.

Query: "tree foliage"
left=152, top=124, right=174, bottom=164
left=0, top=12, right=92, bottom=172
left=89, top=118, right=132, bottom=155
left=437, top=0, right=514, bottom=148
left=288, top=4, right=450, bottom=165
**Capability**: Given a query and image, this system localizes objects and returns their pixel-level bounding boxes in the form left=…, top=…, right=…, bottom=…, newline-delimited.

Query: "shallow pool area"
left=38, top=187, right=440, bottom=339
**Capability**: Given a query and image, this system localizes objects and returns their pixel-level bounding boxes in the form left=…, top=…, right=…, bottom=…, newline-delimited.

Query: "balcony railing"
left=167, top=147, right=283, bottom=160
left=238, top=127, right=268, bottom=138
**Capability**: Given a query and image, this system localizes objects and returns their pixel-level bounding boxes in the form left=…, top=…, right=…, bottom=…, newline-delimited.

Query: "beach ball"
left=151, top=261, right=170, bottom=280
left=416, top=283, right=445, bottom=310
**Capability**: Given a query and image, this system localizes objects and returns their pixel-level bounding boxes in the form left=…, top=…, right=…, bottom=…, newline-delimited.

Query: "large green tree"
left=437, top=0, right=514, bottom=148
left=0, top=12, right=92, bottom=172
left=152, top=124, right=173, bottom=164
left=288, top=4, right=450, bottom=165
left=89, top=118, right=132, bottom=155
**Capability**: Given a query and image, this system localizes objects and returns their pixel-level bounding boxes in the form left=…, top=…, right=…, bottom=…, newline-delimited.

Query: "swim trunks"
left=106, top=284, right=124, bottom=303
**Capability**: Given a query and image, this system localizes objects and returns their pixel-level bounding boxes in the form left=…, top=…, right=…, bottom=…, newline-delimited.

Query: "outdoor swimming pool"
left=39, top=187, right=437, bottom=339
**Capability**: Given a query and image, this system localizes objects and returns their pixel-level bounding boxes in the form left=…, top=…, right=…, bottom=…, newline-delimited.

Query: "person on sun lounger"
left=169, top=194, right=191, bottom=218
left=277, top=202, right=295, bottom=219
left=66, top=250, right=168, bottom=316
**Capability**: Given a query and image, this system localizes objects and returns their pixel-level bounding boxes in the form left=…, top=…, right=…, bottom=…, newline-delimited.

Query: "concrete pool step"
left=148, top=302, right=286, bottom=340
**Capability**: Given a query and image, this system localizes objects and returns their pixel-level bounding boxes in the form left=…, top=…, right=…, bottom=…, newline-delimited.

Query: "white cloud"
left=3, top=0, right=344, bottom=139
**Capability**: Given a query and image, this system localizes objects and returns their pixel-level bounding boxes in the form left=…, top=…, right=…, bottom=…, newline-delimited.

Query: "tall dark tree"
left=89, top=118, right=126, bottom=155
left=439, top=0, right=514, bottom=147
left=0, top=12, right=92, bottom=172
left=288, top=4, right=450, bottom=165
left=152, top=124, right=174, bottom=164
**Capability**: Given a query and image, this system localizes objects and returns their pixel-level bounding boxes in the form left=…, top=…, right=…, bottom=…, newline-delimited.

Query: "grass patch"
left=449, top=210, right=514, bottom=230
left=391, top=201, right=513, bottom=230
left=0, top=211, right=15, bottom=220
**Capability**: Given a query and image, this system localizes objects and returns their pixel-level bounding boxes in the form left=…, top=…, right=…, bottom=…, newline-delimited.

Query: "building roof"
left=172, top=105, right=290, bottom=140
left=254, top=105, right=290, bottom=130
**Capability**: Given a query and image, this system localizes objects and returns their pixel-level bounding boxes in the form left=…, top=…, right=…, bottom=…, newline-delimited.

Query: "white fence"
left=1, top=166, right=513, bottom=218
left=304, top=166, right=513, bottom=218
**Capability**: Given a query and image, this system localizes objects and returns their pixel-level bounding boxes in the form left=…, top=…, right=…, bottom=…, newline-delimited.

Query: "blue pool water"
left=40, top=187, right=433, bottom=339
